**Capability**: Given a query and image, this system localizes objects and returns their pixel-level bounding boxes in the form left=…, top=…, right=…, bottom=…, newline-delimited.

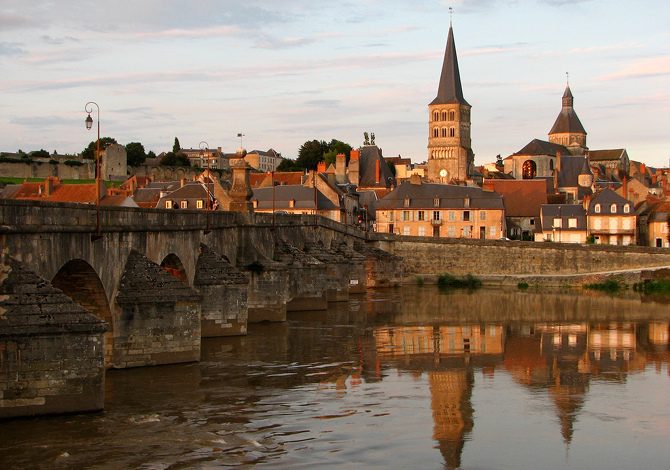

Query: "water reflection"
left=1, top=287, right=669, bottom=469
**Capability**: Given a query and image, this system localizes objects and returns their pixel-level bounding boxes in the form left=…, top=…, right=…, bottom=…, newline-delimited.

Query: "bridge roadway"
left=2, top=199, right=670, bottom=418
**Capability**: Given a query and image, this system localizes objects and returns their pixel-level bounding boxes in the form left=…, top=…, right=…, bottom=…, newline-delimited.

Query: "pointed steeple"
left=549, top=84, right=586, bottom=137
left=562, top=85, right=574, bottom=108
left=430, top=25, right=469, bottom=106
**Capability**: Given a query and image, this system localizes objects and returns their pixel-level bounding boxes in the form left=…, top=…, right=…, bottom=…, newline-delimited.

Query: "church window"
left=594, top=204, right=601, bottom=213
left=610, top=204, right=617, bottom=214
left=449, top=127, right=455, bottom=137
left=623, top=204, right=630, bottom=214
left=433, top=128, right=439, bottom=138
left=433, top=111, right=439, bottom=121
left=441, top=128, right=447, bottom=138
left=441, top=111, right=447, bottom=121
left=449, top=110, right=455, bottom=121
left=522, top=160, right=537, bottom=179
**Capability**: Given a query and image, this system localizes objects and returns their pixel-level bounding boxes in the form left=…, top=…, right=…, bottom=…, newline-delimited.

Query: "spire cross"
left=449, top=6, right=453, bottom=25
left=566, top=71, right=570, bottom=85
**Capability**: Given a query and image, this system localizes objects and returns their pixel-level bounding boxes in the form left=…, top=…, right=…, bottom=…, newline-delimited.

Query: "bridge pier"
left=0, top=257, right=106, bottom=419
left=275, top=240, right=329, bottom=312
left=354, top=242, right=404, bottom=288
left=114, top=251, right=202, bottom=368
left=194, top=245, right=249, bottom=337
left=304, top=242, right=356, bottom=301
left=242, top=259, right=290, bottom=323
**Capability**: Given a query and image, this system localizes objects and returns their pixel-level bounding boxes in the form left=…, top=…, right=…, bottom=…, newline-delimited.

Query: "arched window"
left=522, top=160, right=537, bottom=179
left=441, top=128, right=447, bottom=137
left=449, top=128, right=455, bottom=137
left=433, top=128, right=439, bottom=138
left=441, top=111, right=447, bottom=121
left=549, top=160, right=554, bottom=171
left=433, top=111, right=439, bottom=121
left=623, top=204, right=630, bottom=213
left=449, top=110, right=455, bottom=121
left=610, top=204, right=617, bottom=213
left=594, top=204, right=601, bottom=213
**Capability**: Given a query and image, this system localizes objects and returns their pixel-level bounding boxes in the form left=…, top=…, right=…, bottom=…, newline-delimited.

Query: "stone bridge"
left=3, top=199, right=670, bottom=418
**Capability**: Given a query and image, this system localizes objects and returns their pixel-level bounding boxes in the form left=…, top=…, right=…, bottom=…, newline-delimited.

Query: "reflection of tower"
left=429, top=368, right=474, bottom=469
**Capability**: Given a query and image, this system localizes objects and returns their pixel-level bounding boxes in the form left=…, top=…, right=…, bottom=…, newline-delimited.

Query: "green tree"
left=296, top=139, right=328, bottom=169
left=81, top=137, right=117, bottom=159
left=29, top=149, right=50, bottom=159
left=125, top=142, right=147, bottom=167
left=276, top=158, right=302, bottom=171
left=173, top=137, right=181, bottom=154
left=160, top=151, right=190, bottom=167
left=147, top=150, right=156, bottom=160
left=323, top=139, right=352, bottom=165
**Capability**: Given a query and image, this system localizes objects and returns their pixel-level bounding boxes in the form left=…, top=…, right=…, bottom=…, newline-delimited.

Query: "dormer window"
left=289, top=199, right=296, bottom=208
left=404, top=197, right=410, bottom=207
left=252, top=200, right=258, bottom=208
left=433, top=197, right=440, bottom=207
left=464, top=196, right=470, bottom=208
left=623, top=204, right=630, bottom=214
left=610, top=204, right=617, bottom=214
left=594, top=204, right=601, bottom=213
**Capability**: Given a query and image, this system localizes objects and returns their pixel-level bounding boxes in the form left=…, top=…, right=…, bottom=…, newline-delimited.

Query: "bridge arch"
left=160, top=253, right=188, bottom=284
left=52, top=259, right=113, bottom=366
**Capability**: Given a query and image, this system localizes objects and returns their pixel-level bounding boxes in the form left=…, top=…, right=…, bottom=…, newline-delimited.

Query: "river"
left=1, top=286, right=669, bottom=469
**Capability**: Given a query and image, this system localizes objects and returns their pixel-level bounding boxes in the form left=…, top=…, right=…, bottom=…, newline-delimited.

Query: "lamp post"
left=85, top=101, right=101, bottom=240
left=199, top=140, right=209, bottom=171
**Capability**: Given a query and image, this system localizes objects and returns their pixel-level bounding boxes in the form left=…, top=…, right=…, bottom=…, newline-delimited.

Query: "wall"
left=0, top=161, right=95, bottom=180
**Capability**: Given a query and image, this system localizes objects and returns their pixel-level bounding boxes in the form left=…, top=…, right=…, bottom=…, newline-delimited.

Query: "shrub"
left=633, top=280, right=670, bottom=295
left=517, top=282, right=529, bottom=290
left=437, top=273, right=482, bottom=290
left=584, top=279, right=623, bottom=293
left=64, top=160, right=84, bottom=167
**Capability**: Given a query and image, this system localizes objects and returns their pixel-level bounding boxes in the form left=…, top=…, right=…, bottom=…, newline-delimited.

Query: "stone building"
left=586, top=188, right=636, bottom=245
left=101, top=143, right=128, bottom=180
left=535, top=204, right=588, bottom=243
left=427, top=24, right=473, bottom=183
left=375, top=175, right=505, bottom=239
left=244, top=149, right=284, bottom=172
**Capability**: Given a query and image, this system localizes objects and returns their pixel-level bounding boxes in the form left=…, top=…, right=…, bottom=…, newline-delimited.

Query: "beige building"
left=427, top=25, right=473, bottom=183
left=376, top=175, right=505, bottom=239
left=244, top=149, right=283, bottom=172
left=586, top=188, right=636, bottom=245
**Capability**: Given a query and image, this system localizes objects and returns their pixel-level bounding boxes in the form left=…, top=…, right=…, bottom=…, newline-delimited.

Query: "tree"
left=173, top=137, right=181, bottom=154
left=276, top=158, right=302, bottom=171
left=160, top=151, right=190, bottom=167
left=147, top=150, right=156, bottom=160
left=81, top=137, right=117, bottom=159
left=125, top=142, right=147, bottom=167
left=29, top=149, right=50, bottom=159
left=296, top=140, right=328, bottom=170
left=323, top=139, right=352, bottom=165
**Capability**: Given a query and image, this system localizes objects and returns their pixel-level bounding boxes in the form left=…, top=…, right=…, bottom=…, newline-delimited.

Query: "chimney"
left=555, top=152, right=561, bottom=172
left=181, top=178, right=186, bottom=188
left=375, top=159, right=380, bottom=185
left=317, top=161, right=326, bottom=173
left=350, top=149, right=360, bottom=162
left=335, top=153, right=346, bottom=184
left=349, top=155, right=360, bottom=186
left=45, top=176, right=56, bottom=197
left=622, top=175, right=628, bottom=199
left=582, top=194, right=591, bottom=211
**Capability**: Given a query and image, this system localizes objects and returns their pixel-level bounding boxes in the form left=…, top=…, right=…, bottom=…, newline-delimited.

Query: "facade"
left=427, top=25, right=473, bottom=183
left=251, top=184, right=343, bottom=222
left=485, top=179, right=551, bottom=240
left=586, top=189, right=636, bottom=245
left=535, top=204, right=588, bottom=243
left=181, top=147, right=227, bottom=170
left=101, top=143, right=128, bottom=180
left=504, top=139, right=569, bottom=180
left=375, top=175, right=505, bottom=239
left=244, top=149, right=283, bottom=172
left=588, top=149, right=629, bottom=178
left=637, top=198, right=670, bottom=248
left=156, top=181, right=215, bottom=210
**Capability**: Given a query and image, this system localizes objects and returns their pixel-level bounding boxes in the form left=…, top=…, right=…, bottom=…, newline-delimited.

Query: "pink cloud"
left=597, top=56, right=670, bottom=81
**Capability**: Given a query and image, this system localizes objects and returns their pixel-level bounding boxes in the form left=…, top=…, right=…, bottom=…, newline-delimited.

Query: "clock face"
left=439, top=169, right=447, bottom=178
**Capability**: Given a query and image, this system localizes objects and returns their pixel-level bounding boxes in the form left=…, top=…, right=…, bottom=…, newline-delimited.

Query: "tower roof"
left=549, top=85, right=586, bottom=135
left=430, top=25, right=469, bottom=106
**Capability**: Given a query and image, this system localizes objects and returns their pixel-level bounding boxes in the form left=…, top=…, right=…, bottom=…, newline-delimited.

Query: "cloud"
left=41, top=35, right=80, bottom=45
left=0, top=42, right=24, bottom=56
left=254, top=34, right=316, bottom=50
left=10, top=115, right=73, bottom=127
left=133, top=24, right=241, bottom=40
left=304, top=99, right=341, bottom=108
left=540, top=0, right=593, bottom=5
left=597, top=56, right=670, bottom=81
left=0, top=12, right=34, bottom=30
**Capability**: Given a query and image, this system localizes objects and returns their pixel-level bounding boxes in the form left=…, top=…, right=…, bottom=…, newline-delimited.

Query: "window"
left=611, top=204, right=617, bottom=213
left=463, top=211, right=470, bottom=222
left=180, top=200, right=188, bottom=209
left=433, top=128, right=439, bottom=138
left=489, top=226, right=496, bottom=237
left=403, top=226, right=410, bottom=236
left=441, top=128, right=447, bottom=138
left=463, top=226, right=471, bottom=237
left=196, top=200, right=204, bottom=209
left=448, top=226, right=456, bottom=237
left=480, top=211, right=486, bottom=221
left=418, top=226, right=426, bottom=237
left=417, top=211, right=425, bottom=221
left=433, top=211, right=441, bottom=221
left=433, top=111, right=439, bottom=121
left=404, top=197, right=410, bottom=207
left=434, top=197, right=440, bottom=207
left=448, top=211, right=455, bottom=221
left=441, top=111, right=447, bottom=121
left=595, top=204, right=601, bottom=213
left=402, top=210, right=411, bottom=221
left=568, top=218, right=577, bottom=228
left=623, top=204, right=630, bottom=213
left=553, top=218, right=562, bottom=228
left=449, top=127, right=455, bottom=137
left=522, top=160, right=537, bottom=179
left=593, top=218, right=601, bottom=230
left=165, top=200, right=173, bottom=209
left=449, top=110, right=455, bottom=121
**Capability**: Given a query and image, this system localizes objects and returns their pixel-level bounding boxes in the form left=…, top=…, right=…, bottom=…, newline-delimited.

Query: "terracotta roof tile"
left=489, top=179, right=549, bottom=217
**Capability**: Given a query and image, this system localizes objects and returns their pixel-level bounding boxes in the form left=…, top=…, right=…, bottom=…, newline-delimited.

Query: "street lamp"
left=199, top=140, right=209, bottom=170
left=85, top=101, right=101, bottom=240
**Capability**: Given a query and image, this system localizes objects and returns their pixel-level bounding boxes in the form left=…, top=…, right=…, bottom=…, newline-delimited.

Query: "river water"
left=2, top=286, right=670, bottom=469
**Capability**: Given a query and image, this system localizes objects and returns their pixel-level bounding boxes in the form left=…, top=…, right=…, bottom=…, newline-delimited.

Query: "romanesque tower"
left=548, top=84, right=587, bottom=155
left=427, top=24, right=473, bottom=183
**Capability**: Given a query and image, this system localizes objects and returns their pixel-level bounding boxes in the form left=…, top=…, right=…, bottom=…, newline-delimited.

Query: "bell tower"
left=427, top=21, right=473, bottom=183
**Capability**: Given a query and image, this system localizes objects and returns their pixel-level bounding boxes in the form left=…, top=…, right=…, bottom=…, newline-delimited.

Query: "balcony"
left=431, top=219, right=443, bottom=226
left=589, top=228, right=636, bottom=235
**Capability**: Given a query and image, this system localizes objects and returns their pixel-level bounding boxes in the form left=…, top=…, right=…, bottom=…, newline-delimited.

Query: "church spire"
left=430, top=24, right=469, bottom=106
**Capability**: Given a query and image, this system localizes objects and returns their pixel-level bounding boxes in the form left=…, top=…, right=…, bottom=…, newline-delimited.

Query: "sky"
left=1, top=0, right=668, bottom=167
